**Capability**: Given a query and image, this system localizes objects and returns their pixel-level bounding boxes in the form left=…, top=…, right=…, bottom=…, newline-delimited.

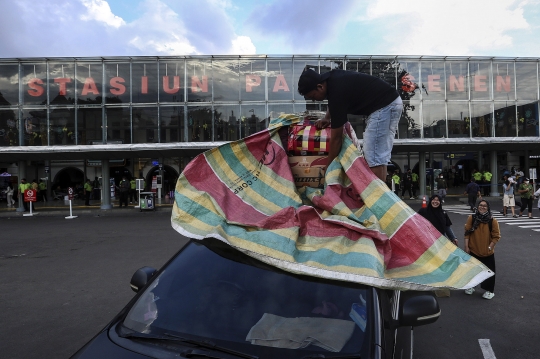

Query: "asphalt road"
left=1, top=211, right=185, bottom=359
left=1, top=201, right=540, bottom=358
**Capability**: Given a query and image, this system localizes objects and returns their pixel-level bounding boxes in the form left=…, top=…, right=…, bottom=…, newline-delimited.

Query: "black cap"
left=297, top=69, right=323, bottom=96
left=524, top=177, right=530, bottom=181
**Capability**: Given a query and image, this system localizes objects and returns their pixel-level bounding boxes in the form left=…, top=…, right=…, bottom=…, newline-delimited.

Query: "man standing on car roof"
left=298, top=68, right=403, bottom=182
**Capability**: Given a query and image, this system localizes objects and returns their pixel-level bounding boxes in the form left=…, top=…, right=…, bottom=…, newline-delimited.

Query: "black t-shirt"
left=321, top=70, right=399, bottom=128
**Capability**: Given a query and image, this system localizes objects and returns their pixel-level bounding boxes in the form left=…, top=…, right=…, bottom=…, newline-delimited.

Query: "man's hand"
left=314, top=118, right=330, bottom=129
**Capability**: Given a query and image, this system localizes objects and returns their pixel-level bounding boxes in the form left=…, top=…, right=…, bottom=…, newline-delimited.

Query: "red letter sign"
left=272, top=74, right=290, bottom=92
left=81, top=77, right=99, bottom=96
left=54, top=78, right=71, bottom=96
left=245, top=75, right=261, bottom=92
left=110, top=77, right=126, bottom=95
left=474, top=75, right=487, bottom=92
left=496, top=75, right=511, bottom=92
left=163, top=76, right=180, bottom=94
left=448, top=75, right=464, bottom=92
left=141, top=76, right=148, bottom=94
left=427, top=75, right=441, bottom=92
left=191, top=76, right=208, bottom=93
left=27, top=78, right=44, bottom=97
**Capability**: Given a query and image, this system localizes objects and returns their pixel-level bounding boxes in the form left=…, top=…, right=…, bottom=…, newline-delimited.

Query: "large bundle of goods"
left=286, top=112, right=330, bottom=188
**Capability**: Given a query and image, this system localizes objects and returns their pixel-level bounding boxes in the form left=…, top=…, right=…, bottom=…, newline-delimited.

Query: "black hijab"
left=418, top=194, right=447, bottom=234
left=465, top=199, right=492, bottom=235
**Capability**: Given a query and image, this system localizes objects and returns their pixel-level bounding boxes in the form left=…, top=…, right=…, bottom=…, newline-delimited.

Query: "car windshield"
left=122, top=238, right=373, bottom=358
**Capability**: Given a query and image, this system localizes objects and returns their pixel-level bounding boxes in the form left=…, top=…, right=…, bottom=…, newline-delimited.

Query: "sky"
left=1, top=0, right=539, bottom=58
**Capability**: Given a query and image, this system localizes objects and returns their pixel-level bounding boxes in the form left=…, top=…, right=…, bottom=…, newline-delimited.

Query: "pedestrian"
left=392, top=170, right=401, bottom=196
left=473, top=169, right=483, bottom=185
left=517, top=177, right=534, bottom=218
left=411, top=171, right=419, bottom=198
left=464, top=199, right=500, bottom=300
left=534, top=185, right=540, bottom=212
left=129, top=177, right=137, bottom=203
left=401, top=169, right=413, bottom=199
left=38, top=179, right=47, bottom=202
left=482, top=169, right=492, bottom=196
left=297, top=68, right=403, bottom=182
left=92, top=176, right=101, bottom=200
left=117, top=176, right=130, bottom=208
left=3, top=184, right=15, bottom=206
left=464, top=178, right=482, bottom=211
left=502, top=176, right=517, bottom=218
left=84, top=178, right=93, bottom=206
left=436, top=174, right=448, bottom=203
left=19, top=178, right=30, bottom=211
left=418, top=194, right=458, bottom=245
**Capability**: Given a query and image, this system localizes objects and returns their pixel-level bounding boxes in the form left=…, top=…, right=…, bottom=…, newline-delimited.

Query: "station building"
left=0, top=55, right=539, bottom=209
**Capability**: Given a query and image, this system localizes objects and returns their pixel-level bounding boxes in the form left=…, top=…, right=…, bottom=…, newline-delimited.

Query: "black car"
left=71, top=238, right=440, bottom=359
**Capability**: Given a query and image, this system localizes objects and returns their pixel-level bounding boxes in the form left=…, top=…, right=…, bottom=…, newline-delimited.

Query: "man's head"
left=297, top=69, right=327, bottom=101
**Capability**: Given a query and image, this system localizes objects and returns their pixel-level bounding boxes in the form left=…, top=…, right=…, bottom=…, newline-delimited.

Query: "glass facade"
left=0, top=56, right=539, bottom=147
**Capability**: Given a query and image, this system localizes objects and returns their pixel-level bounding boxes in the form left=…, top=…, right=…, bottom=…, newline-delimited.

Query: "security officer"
left=392, top=170, right=401, bottom=196
left=38, top=179, right=47, bottom=202
left=129, top=177, right=137, bottom=203
left=19, top=178, right=31, bottom=211
left=84, top=179, right=93, bottom=206
left=411, top=171, right=419, bottom=199
left=482, top=170, right=493, bottom=196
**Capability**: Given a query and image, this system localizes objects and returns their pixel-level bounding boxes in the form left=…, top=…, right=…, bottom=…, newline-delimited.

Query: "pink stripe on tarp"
left=298, top=205, right=391, bottom=257
left=183, top=154, right=298, bottom=230
left=243, top=130, right=294, bottom=181
left=385, top=214, right=444, bottom=269
left=346, top=156, right=378, bottom=193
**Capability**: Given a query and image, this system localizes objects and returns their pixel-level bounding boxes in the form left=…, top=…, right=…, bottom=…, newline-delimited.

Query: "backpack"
left=471, top=214, right=493, bottom=233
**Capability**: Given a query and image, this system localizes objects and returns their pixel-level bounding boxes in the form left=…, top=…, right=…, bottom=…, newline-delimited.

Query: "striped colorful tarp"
left=171, top=114, right=493, bottom=291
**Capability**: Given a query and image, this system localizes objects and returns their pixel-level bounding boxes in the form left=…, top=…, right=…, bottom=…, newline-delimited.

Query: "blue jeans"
left=362, top=96, right=403, bottom=167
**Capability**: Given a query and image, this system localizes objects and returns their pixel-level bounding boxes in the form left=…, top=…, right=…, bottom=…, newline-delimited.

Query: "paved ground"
left=2, top=197, right=540, bottom=358
left=0, top=211, right=185, bottom=359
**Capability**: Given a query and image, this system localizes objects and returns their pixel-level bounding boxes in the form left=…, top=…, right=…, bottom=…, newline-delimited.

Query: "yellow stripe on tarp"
left=296, top=235, right=383, bottom=257
left=174, top=179, right=228, bottom=219
left=208, top=138, right=301, bottom=213
left=385, top=237, right=477, bottom=281
left=297, top=261, right=382, bottom=277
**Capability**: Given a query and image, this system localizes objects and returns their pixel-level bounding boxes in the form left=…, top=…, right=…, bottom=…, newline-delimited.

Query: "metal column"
left=16, top=161, right=26, bottom=212
left=100, top=159, right=112, bottom=209
left=490, top=151, right=499, bottom=196
left=419, top=152, right=426, bottom=198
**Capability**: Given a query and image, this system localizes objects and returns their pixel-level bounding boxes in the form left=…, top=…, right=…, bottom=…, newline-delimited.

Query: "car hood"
left=70, top=330, right=150, bottom=359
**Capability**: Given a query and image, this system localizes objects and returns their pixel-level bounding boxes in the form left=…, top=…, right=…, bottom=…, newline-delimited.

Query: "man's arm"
left=314, top=108, right=331, bottom=129
left=327, top=127, right=343, bottom=167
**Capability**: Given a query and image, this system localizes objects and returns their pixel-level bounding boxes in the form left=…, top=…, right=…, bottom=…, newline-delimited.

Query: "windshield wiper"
left=119, top=330, right=259, bottom=359
left=301, top=354, right=361, bottom=359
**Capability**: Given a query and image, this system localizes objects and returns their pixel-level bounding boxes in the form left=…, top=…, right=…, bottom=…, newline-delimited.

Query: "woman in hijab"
left=464, top=199, right=501, bottom=300
left=418, top=194, right=458, bottom=245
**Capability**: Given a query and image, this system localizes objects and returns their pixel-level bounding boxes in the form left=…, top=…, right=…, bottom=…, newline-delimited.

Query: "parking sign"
left=24, top=189, right=37, bottom=202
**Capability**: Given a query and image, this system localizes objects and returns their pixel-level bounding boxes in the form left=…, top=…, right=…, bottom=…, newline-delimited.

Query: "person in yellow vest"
left=473, top=169, right=483, bottom=184
left=129, top=177, right=137, bottom=203
left=84, top=178, right=93, bottom=206
left=411, top=171, right=419, bottom=199
left=392, top=170, right=401, bottom=196
left=38, top=179, right=47, bottom=202
left=19, top=178, right=31, bottom=211
left=482, top=170, right=492, bottom=196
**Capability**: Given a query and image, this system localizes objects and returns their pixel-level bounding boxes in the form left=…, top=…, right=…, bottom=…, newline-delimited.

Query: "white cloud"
left=364, top=0, right=531, bottom=55
left=231, top=36, right=256, bottom=54
left=80, top=0, right=126, bottom=28
left=123, top=0, right=198, bottom=55
left=244, top=0, right=365, bottom=53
